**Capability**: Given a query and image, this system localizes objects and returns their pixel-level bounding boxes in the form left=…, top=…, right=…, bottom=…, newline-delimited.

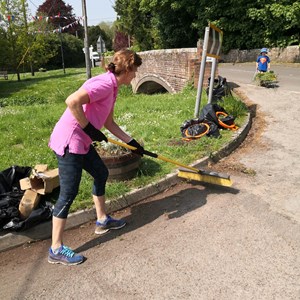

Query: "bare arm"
left=65, top=88, right=90, bottom=129
left=104, top=110, right=132, bottom=143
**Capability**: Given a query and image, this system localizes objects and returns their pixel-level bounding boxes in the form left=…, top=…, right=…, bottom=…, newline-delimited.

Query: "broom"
left=107, top=138, right=233, bottom=187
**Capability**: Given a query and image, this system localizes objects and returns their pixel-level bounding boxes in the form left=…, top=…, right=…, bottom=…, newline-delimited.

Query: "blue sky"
left=27, top=0, right=117, bottom=26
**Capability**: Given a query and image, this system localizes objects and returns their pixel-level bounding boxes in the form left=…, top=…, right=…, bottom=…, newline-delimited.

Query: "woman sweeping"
left=48, top=49, right=144, bottom=265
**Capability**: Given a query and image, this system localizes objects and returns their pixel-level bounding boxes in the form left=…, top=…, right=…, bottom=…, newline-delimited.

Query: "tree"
left=113, top=31, right=129, bottom=51
left=34, top=0, right=84, bottom=70
left=146, top=0, right=199, bottom=48
left=247, top=1, right=300, bottom=47
left=88, top=22, right=120, bottom=53
left=114, top=0, right=204, bottom=50
left=114, top=0, right=154, bottom=51
left=0, top=0, right=85, bottom=77
left=27, top=26, right=61, bottom=70
left=88, top=25, right=110, bottom=53
left=193, top=0, right=259, bottom=52
left=115, top=0, right=300, bottom=52
left=37, top=0, right=83, bottom=36
left=0, top=0, right=25, bottom=80
left=43, top=33, right=84, bottom=69
left=0, top=27, right=10, bottom=69
left=99, top=22, right=115, bottom=51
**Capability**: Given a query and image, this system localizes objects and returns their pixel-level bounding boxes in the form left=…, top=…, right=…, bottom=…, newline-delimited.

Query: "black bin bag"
left=0, top=166, right=32, bottom=228
left=0, top=165, right=53, bottom=232
left=206, top=76, right=230, bottom=102
left=3, top=201, right=53, bottom=231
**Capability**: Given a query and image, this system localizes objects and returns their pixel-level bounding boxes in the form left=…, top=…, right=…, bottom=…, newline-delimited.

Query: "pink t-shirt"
left=49, top=71, right=118, bottom=156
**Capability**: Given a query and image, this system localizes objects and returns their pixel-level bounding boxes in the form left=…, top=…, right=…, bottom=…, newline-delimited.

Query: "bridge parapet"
left=132, top=48, right=198, bottom=93
left=102, top=43, right=215, bottom=94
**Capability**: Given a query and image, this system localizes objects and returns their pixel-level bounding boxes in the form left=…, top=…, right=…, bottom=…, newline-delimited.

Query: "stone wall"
left=221, top=46, right=300, bottom=63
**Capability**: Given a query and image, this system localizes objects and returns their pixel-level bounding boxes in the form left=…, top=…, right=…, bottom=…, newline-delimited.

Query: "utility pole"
left=81, top=0, right=91, bottom=79
left=6, top=2, right=20, bottom=81
left=59, top=25, right=66, bottom=74
left=21, top=0, right=34, bottom=76
left=57, top=1, right=65, bottom=74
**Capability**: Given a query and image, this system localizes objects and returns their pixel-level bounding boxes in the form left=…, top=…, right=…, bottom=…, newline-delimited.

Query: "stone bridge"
left=132, top=48, right=198, bottom=94
left=132, top=44, right=215, bottom=94
left=103, top=43, right=214, bottom=94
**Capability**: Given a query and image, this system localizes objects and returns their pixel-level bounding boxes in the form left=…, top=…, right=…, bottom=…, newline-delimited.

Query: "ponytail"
left=107, top=62, right=116, bottom=73
left=106, top=49, right=142, bottom=75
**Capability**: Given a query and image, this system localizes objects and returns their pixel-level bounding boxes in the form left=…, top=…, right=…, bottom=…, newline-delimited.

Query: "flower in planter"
left=96, top=141, right=130, bottom=157
left=94, top=126, right=132, bottom=157
left=94, top=127, right=143, bottom=181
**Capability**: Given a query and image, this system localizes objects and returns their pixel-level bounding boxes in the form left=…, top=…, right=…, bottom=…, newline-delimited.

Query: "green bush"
left=44, top=34, right=85, bottom=69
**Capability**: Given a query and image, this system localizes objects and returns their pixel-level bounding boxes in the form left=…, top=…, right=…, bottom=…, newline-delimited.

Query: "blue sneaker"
left=48, top=245, right=84, bottom=266
left=95, top=215, right=126, bottom=235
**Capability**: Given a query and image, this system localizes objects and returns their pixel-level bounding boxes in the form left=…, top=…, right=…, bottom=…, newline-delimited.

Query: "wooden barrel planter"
left=101, top=152, right=141, bottom=181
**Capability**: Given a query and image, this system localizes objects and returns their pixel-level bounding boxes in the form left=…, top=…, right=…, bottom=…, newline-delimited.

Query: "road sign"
left=194, top=23, right=223, bottom=117
left=207, top=23, right=223, bottom=59
left=97, top=36, right=106, bottom=54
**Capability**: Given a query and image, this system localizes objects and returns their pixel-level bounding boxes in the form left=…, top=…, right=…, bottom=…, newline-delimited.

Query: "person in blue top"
left=256, top=48, right=271, bottom=72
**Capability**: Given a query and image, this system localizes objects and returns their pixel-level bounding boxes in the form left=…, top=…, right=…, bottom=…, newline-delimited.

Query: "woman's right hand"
left=83, top=122, right=108, bottom=142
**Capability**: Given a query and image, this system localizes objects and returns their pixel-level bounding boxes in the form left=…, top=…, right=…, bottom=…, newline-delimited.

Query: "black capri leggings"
left=53, top=145, right=109, bottom=219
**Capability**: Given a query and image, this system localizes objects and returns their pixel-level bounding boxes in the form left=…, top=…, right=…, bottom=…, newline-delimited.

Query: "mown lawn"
left=0, top=68, right=248, bottom=212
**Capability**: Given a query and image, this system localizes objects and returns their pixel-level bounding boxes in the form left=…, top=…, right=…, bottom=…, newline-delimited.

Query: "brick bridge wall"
left=132, top=48, right=197, bottom=93
left=102, top=42, right=215, bottom=94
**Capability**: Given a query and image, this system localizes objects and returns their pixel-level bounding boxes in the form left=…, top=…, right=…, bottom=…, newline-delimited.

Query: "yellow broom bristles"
left=177, top=170, right=233, bottom=187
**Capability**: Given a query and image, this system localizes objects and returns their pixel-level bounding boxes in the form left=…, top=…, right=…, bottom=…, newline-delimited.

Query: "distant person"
left=48, top=49, right=144, bottom=266
left=256, top=48, right=271, bottom=73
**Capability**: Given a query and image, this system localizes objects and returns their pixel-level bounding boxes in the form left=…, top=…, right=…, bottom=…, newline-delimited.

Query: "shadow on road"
left=75, top=184, right=239, bottom=254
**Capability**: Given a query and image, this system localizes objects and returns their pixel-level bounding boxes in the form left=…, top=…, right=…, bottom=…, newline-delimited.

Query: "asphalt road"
left=219, top=62, right=300, bottom=92
left=0, top=64, right=300, bottom=300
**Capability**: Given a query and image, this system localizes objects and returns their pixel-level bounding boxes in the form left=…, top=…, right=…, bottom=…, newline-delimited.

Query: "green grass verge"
left=0, top=68, right=248, bottom=212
